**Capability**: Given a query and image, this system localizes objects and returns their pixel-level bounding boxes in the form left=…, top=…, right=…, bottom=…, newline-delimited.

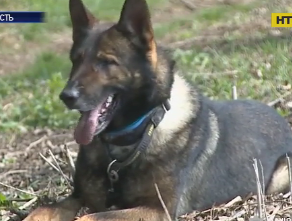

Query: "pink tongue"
left=74, top=108, right=100, bottom=145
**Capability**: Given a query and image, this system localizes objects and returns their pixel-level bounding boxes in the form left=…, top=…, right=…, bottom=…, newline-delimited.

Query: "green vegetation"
left=0, top=0, right=291, bottom=133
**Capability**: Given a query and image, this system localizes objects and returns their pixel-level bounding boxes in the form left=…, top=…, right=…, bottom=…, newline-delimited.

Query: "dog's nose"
left=59, top=86, right=80, bottom=109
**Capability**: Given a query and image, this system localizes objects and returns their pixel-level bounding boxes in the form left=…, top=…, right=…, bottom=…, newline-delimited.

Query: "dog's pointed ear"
left=69, top=0, right=98, bottom=43
left=117, top=0, right=157, bottom=67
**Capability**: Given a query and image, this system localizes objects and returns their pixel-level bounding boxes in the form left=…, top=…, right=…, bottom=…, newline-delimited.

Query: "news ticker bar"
left=0, top=11, right=291, bottom=26
left=271, top=13, right=292, bottom=27
left=0, top=12, right=45, bottom=23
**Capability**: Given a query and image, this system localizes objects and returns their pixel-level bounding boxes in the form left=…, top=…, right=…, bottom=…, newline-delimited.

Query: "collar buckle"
left=107, top=160, right=119, bottom=182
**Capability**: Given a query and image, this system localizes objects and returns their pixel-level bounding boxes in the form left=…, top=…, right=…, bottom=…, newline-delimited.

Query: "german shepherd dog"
left=24, top=0, right=292, bottom=220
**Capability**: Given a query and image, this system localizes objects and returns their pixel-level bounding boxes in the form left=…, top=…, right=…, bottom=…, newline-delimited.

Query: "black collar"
left=101, top=100, right=171, bottom=203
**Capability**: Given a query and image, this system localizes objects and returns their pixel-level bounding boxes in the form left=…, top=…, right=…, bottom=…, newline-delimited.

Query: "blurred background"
left=0, top=0, right=292, bottom=220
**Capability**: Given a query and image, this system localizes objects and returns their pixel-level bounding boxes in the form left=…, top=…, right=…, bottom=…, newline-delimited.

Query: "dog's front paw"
left=23, top=206, right=76, bottom=221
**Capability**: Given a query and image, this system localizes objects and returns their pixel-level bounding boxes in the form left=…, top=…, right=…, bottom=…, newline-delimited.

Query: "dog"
left=23, top=0, right=292, bottom=220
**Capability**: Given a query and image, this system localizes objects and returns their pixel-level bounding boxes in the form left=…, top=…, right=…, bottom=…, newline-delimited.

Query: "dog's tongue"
left=74, top=108, right=100, bottom=145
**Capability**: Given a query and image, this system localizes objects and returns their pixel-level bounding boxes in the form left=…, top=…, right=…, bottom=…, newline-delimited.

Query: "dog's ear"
left=69, top=0, right=98, bottom=43
left=117, top=0, right=157, bottom=67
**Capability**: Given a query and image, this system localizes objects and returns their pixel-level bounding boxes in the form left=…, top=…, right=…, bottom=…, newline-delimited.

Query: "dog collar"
left=101, top=100, right=170, bottom=146
left=101, top=108, right=154, bottom=144
left=102, top=99, right=171, bottom=208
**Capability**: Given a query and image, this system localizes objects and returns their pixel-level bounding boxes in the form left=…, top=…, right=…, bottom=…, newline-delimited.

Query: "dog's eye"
left=95, top=58, right=118, bottom=70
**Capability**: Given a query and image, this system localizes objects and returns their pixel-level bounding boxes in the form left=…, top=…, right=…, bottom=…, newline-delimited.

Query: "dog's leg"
left=23, top=195, right=81, bottom=221
left=75, top=207, right=168, bottom=221
left=266, top=155, right=290, bottom=194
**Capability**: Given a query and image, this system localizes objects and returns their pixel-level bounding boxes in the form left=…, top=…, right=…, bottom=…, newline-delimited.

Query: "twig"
left=232, top=85, right=237, bottom=100
left=46, top=139, right=55, bottom=149
left=19, top=196, right=38, bottom=210
left=268, top=202, right=283, bottom=221
left=0, top=181, right=37, bottom=196
left=286, top=154, right=292, bottom=203
left=279, top=205, right=292, bottom=213
left=267, top=91, right=292, bottom=107
left=39, top=152, right=60, bottom=172
left=224, top=196, right=242, bottom=207
left=64, top=144, right=76, bottom=175
left=0, top=169, right=28, bottom=179
left=7, top=198, right=34, bottom=202
left=283, top=191, right=291, bottom=198
left=259, top=160, right=267, bottom=220
left=286, top=154, right=292, bottom=218
left=231, top=209, right=247, bottom=219
left=232, top=76, right=238, bottom=100
left=259, top=160, right=265, bottom=201
left=65, top=141, right=78, bottom=147
left=48, top=149, right=73, bottom=186
left=253, top=159, right=264, bottom=219
left=39, top=152, right=72, bottom=185
left=25, top=135, right=47, bottom=151
left=154, top=183, right=172, bottom=221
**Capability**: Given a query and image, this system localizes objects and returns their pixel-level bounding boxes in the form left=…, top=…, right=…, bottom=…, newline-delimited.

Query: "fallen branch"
left=64, top=144, right=76, bottom=175
left=19, top=197, right=38, bottom=210
left=154, top=183, right=172, bottom=221
left=48, top=149, right=73, bottom=186
left=0, top=181, right=37, bottom=196
left=267, top=91, right=292, bottom=107
left=25, top=135, right=47, bottom=151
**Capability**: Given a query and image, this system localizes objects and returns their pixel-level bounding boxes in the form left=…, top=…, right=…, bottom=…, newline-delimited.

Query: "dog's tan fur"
left=267, top=158, right=290, bottom=194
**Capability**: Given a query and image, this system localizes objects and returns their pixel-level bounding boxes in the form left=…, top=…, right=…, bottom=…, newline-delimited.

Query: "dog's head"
left=59, top=0, right=173, bottom=145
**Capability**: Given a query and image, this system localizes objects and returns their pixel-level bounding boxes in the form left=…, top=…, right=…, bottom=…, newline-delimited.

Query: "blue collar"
left=105, top=110, right=153, bottom=137
left=101, top=100, right=171, bottom=146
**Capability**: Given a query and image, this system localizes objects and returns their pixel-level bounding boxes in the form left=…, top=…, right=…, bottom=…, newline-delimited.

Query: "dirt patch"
left=0, top=128, right=77, bottom=191
left=0, top=128, right=78, bottom=220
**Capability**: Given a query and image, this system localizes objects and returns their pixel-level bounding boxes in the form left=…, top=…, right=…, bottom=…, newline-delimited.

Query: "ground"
left=1, top=0, right=292, bottom=220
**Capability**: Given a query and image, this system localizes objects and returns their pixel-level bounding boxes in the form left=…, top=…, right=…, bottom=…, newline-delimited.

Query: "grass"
left=1, top=0, right=291, bottom=133
left=1, top=0, right=292, bottom=219
left=0, top=0, right=165, bottom=42
left=173, top=37, right=292, bottom=101
left=195, top=3, right=256, bottom=22
left=0, top=53, right=77, bottom=132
